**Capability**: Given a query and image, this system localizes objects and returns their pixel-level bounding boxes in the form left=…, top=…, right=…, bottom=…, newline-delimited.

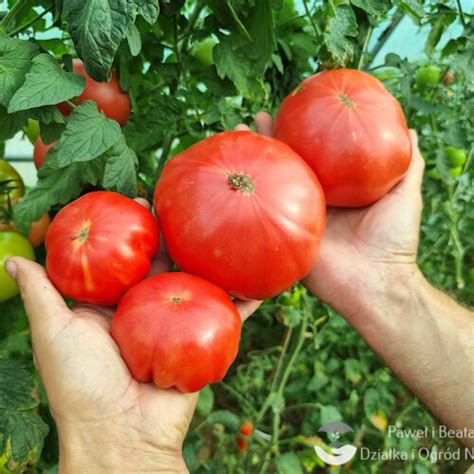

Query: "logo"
left=314, top=422, right=357, bottom=466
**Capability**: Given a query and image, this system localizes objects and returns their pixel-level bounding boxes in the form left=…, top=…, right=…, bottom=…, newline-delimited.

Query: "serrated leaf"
left=14, top=159, right=105, bottom=232
left=275, top=453, right=303, bottom=474
left=40, top=122, right=65, bottom=144
left=8, top=54, right=85, bottom=113
left=351, top=0, right=390, bottom=16
left=0, top=36, right=38, bottom=107
left=134, top=0, right=160, bottom=24
left=127, top=22, right=142, bottom=57
left=28, top=105, right=65, bottom=124
left=103, top=136, right=137, bottom=197
left=48, top=101, right=121, bottom=168
left=63, top=0, right=133, bottom=81
left=0, top=410, right=49, bottom=465
left=324, top=5, right=358, bottom=65
left=0, top=107, right=27, bottom=142
left=0, top=359, right=38, bottom=410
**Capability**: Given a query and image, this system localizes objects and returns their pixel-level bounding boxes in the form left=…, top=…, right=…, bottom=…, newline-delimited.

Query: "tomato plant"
left=22, top=119, right=40, bottom=145
left=275, top=69, right=411, bottom=207
left=444, top=146, right=467, bottom=168
left=0, top=160, right=24, bottom=205
left=191, top=37, right=218, bottom=66
left=0, top=232, right=35, bottom=303
left=57, top=59, right=131, bottom=126
left=154, top=131, right=326, bottom=300
left=415, top=65, right=441, bottom=88
left=45, top=191, right=159, bottom=305
left=111, top=272, right=242, bottom=393
left=0, top=213, right=50, bottom=248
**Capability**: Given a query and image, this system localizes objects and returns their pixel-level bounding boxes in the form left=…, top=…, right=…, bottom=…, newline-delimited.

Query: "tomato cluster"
left=16, top=68, right=414, bottom=393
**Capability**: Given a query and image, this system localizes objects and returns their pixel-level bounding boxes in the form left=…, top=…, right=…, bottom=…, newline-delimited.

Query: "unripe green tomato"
left=0, top=160, right=25, bottom=204
left=415, top=65, right=441, bottom=88
left=191, top=37, right=218, bottom=67
left=22, top=119, right=40, bottom=145
left=0, top=231, right=35, bottom=303
left=444, top=146, right=467, bottom=168
left=449, top=166, right=463, bottom=177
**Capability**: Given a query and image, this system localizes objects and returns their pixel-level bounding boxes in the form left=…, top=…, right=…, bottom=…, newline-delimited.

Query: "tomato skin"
left=154, top=131, right=326, bottom=300
left=0, top=160, right=24, bottom=204
left=236, top=437, right=248, bottom=452
left=111, top=272, right=242, bottom=393
left=415, top=65, right=441, bottom=88
left=444, top=146, right=467, bottom=168
left=45, top=191, right=159, bottom=305
left=0, top=232, right=35, bottom=303
left=33, top=137, right=55, bottom=170
left=275, top=69, right=412, bottom=207
left=58, top=59, right=131, bottom=126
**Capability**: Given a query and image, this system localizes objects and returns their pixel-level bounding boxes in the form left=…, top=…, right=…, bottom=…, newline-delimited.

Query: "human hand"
left=5, top=200, right=260, bottom=473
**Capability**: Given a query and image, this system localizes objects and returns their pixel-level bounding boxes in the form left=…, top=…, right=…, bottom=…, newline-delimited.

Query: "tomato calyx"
left=338, top=93, right=354, bottom=109
left=70, top=223, right=91, bottom=244
left=171, top=296, right=182, bottom=304
left=228, top=173, right=255, bottom=194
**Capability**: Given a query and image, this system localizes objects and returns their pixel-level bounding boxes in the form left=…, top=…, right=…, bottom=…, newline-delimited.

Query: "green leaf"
left=0, top=36, right=38, bottom=107
left=324, top=5, right=358, bottom=65
left=63, top=0, right=133, bottom=81
left=425, top=12, right=457, bottom=57
left=8, top=54, right=85, bottom=113
left=28, top=105, right=65, bottom=124
left=351, top=0, right=390, bottom=16
left=14, top=159, right=105, bottom=232
left=0, top=410, right=49, bottom=467
left=127, top=22, right=142, bottom=57
left=397, top=0, right=426, bottom=19
left=206, top=410, right=240, bottom=433
left=319, top=405, right=342, bottom=426
left=0, top=107, right=27, bottom=142
left=275, top=453, right=303, bottom=474
left=0, top=359, right=38, bottom=410
left=40, top=121, right=65, bottom=144
left=103, top=136, right=138, bottom=197
left=48, top=101, right=122, bottom=168
left=134, top=0, right=160, bottom=24
left=196, top=386, right=214, bottom=416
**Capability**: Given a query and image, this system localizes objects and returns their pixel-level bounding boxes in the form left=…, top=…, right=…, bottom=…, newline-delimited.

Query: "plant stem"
left=368, top=11, right=404, bottom=65
left=219, top=382, right=258, bottom=416
left=1, top=0, right=29, bottom=31
left=455, top=0, right=466, bottom=26
left=303, top=0, right=320, bottom=37
left=358, top=25, right=373, bottom=70
left=8, top=5, right=53, bottom=36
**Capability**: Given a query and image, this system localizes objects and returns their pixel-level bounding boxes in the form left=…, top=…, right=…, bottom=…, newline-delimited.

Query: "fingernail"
left=5, top=260, right=17, bottom=279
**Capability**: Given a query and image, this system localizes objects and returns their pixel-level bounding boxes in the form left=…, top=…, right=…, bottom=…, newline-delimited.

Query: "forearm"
left=335, top=265, right=474, bottom=446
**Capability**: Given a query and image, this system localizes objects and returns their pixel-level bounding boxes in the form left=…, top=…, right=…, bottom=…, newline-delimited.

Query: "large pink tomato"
left=111, top=272, right=242, bottom=393
left=154, top=131, right=326, bottom=300
left=275, top=69, right=412, bottom=207
left=45, top=191, right=159, bottom=305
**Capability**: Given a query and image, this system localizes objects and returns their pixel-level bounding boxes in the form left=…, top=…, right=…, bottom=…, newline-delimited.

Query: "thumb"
left=6, top=257, right=72, bottom=344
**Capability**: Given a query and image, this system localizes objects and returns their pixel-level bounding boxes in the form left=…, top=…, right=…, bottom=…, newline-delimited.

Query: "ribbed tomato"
left=33, top=137, right=55, bottom=170
left=45, top=191, right=159, bottom=305
left=154, top=131, right=325, bottom=300
left=111, top=272, right=242, bottom=393
left=58, top=59, right=131, bottom=126
left=275, top=69, right=411, bottom=207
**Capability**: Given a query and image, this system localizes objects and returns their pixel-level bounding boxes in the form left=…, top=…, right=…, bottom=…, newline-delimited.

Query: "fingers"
left=5, top=257, right=72, bottom=341
left=255, top=112, right=274, bottom=137
left=134, top=198, right=150, bottom=210
left=397, top=130, right=426, bottom=195
left=235, top=299, right=262, bottom=322
left=234, top=124, right=251, bottom=132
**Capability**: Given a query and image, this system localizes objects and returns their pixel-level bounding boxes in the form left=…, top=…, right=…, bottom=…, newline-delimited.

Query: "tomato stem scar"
left=228, top=173, right=255, bottom=194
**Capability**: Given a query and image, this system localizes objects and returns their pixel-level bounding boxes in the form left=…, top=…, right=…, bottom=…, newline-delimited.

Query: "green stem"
left=455, top=0, right=466, bottom=26
left=225, top=0, right=252, bottom=42
left=369, top=11, right=403, bottom=65
left=181, top=1, right=205, bottom=54
left=1, top=0, right=29, bottom=30
left=8, top=5, right=53, bottom=36
left=303, top=0, right=320, bottom=37
left=219, top=382, right=258, bottom=416
left=358, top=25, right=373, bottom=70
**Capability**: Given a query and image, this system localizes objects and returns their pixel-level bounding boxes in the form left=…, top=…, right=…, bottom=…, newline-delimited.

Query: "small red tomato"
left=236, top=437, right=248, bottom=453
left=27, top=213, right=51, bottom=248
left=154, top=131, right=326, bottom=300
left=275, top=69, right=411, bottom=207
left=239, top=421, right=254, bottom=437
left=58, top=59, right=131, bottom=126
left=45, top=191, right=159, bottom=305
left=111, top=272, right=242, bottom=393
left=33, top=137, right=55, bottom=170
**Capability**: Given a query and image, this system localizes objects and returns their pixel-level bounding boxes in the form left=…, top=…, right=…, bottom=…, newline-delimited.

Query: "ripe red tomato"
left=58, top=59, right=131, bottom=126
left=45, top=191, right=159, bottom=305
left=33, top=137, right=55, bottom=170
left=240, top=421, right=254, bottom=437
left=154, top=131, right=326, bottom=300
left=275, top=69, right=412, bottom=207
left=111, top=272, right=242, bottom=393
left=236, top=437, right=248, bottom=452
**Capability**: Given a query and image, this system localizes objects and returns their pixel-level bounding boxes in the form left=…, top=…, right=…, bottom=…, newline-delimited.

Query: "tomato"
left=449, top=166, right=463, bottom=177
left=154, top=131, right=326, bottom=300
left=236, top=437, right=248, bottom=452
left=0, top=232, right=35, bottom=303
left=0, top=213, right=50, bottom=248
left=443, top=71, right=455, bottom=87
left=0, top=160, right=24, bottom=205
left=275, top=69, right=411, bottom=207
left=415, top=65, right=441, bottom=88
left=33, top=137, right=55, bottom=170
left=111, top=272, right=242, bottom=393
left=58, top=59, right=131, bottom=126
left=444, top=146, right=467, bottom=168
left=240, top=421, right=254, bottom=437
left=45, top=191, right=159, bottom=305
left=191, top=37, right=218, bottom=66
left=23, top=119, right=40, bottom=145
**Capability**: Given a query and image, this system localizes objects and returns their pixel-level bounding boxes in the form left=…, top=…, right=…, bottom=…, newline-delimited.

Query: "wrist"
left=57, top=420, right=188, bottom=473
